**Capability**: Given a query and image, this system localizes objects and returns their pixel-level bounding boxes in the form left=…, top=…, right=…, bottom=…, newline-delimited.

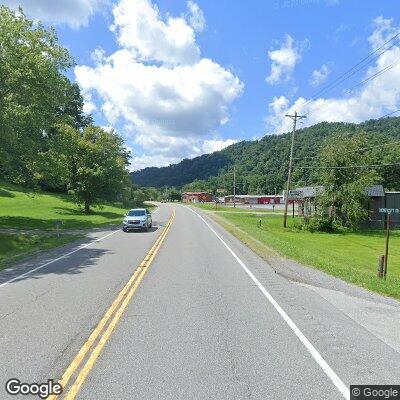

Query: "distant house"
left=284, top=184, right=399, bottom=228
left=182, top=192, right=213, bottom=203
left=365, top=185, right=386, bottom=228
left=224, top=194, right=283, bottom=205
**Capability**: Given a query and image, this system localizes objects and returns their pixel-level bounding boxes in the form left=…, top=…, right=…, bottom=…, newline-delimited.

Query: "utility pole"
left=233, top=165, right=236, bottom=208
left=384, top=213, right=391, bottom=279
left=283, top=111, right=306, bottom=228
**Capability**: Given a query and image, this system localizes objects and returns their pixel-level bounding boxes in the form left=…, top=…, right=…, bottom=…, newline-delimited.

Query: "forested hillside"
left=132, top=117, right=400, bottom=193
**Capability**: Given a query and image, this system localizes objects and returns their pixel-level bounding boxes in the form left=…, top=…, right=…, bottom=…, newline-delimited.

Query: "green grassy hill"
left=0, top=183, right=154, bottom=270
left=0, top=183, right=132, bottom=230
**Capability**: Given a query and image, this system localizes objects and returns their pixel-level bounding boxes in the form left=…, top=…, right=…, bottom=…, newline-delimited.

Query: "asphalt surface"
left=0, top=203, right=399, bottom=400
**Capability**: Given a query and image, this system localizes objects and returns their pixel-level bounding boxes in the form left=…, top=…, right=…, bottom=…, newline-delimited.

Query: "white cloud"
left=3, top=0, right=107, bottom=28
left=187, top=0, right=205, bottom=32
left=266, top=17, right=400, bottom=133
left=266, top=34, right=307, bottom=85
left=111, top=0, right=199, bottom=65
left=202, top=138, right=238, bottom=153
left=129, top=138, right=238, bottom=170
left=81, top=91, right=97, bottom=114
left=309, top=63, right=331, bottom=87
left=75, top=0, right=243, bottom=171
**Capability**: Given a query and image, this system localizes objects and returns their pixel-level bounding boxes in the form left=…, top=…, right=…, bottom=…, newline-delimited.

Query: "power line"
left=296, top=32, right=400, bottom=113
left=294, top=139, right=400, bottom=160
left=267, top=36, right=400, bottom=138
left=296, top=162, right=400, bottom=170
left=380, top=108, right=400, bottom=118
left=305, top=57, right=400, bottom=117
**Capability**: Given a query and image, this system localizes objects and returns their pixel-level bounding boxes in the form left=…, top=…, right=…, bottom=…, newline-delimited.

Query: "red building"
left=182, top=192, right=213, bottom=203
left=257, top=196, right=283, bottom=205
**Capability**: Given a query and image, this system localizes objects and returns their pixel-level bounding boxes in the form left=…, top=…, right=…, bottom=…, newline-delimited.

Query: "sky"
left=3, top=0, right=400, bottom=170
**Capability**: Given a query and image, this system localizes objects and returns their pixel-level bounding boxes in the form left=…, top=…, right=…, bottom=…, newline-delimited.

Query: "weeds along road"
left=0, top=203, right=399, bottom=399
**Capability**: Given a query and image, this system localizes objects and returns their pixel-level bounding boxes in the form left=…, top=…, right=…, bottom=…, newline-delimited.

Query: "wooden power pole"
left=233, top=165, right=236, bottom=208
left=283, top=111, right=306, bottom=228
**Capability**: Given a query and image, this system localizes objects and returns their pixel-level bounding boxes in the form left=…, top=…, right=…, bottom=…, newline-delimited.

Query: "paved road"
left=0, top=203, right=399, bottom=399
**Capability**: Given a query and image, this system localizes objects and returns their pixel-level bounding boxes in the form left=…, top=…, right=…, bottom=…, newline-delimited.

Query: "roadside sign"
left=286, top=186, right=325, bottom=200
left=288, top=190, right=303, bottom=200
left=216, top=188, right=226, bottom=193
left=379, top=208, right=400, bottom=214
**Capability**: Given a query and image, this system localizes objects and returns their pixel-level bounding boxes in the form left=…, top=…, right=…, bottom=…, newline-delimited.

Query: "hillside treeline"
left=0, top=6, right=137, bottom=212
left=132, top=118, right=400, bottom=194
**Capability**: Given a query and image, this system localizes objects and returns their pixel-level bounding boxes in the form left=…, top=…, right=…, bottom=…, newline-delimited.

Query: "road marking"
left=50, top=208, right=175, bottom=400
left=185, top=206, right=350, bottom=400
left=0, top=206, right=161, bottom=289
left=0, top=230, right=119, bottom=289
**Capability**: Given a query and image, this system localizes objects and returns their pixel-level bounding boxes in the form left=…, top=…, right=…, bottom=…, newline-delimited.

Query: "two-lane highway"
left=1, top=203, right=399, bottom=399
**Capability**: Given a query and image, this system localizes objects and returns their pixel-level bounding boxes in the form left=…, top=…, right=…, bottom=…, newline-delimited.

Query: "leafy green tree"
left=36, top=125, right=130, bottom=213
left=0, top=5, right=74, bottom=183
left=313, top=132, right=381, bottom=229
left=55, top=82, right=93, bottom=130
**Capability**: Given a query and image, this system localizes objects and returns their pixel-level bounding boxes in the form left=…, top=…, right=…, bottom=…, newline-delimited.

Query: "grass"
left=0, top=183, right=155, bottom=230
left=0, top=182, right=155, bottom=271
left=194, top=204, right=400, bottom=300
left=0, top=232, right=82, bottom=271
left=188, top=202, right=283, bottom=214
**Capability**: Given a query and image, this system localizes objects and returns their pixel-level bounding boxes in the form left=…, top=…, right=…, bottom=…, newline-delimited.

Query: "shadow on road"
left=123, top=226, right=159, bottom=234
left=0, top=243, right=113, bottom=286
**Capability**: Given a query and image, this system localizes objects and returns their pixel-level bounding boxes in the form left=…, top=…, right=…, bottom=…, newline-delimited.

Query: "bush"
left=299, top=217, right=335, bottom=233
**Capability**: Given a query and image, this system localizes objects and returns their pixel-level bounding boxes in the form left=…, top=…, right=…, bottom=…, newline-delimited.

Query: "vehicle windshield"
left=127, top=210, right=146, bottom=217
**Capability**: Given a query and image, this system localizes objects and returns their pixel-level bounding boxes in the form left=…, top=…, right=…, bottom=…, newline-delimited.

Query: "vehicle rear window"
left=127, top=210, right=146, bottom=216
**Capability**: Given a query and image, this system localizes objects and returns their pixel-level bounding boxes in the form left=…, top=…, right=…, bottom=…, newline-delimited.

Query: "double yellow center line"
left=49, top=209, right=175, bottom=400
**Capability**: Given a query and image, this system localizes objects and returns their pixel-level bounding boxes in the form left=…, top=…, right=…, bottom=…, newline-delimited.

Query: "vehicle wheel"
left=122, top=227, right=127, bottom=232
left=145, top=223, right=149, bottom=232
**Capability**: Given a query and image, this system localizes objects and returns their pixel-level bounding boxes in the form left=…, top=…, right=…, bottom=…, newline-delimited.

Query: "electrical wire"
left=296, top=32, right=400, bottom=113
left=296, top=162, right=400, bottom=170
left=304, top=57, right=400, bottom=117
left=294, top=139, right=400, bottom=160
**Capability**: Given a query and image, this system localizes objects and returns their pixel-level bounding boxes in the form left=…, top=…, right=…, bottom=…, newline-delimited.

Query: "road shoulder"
left=198, top=207, right=400, bottom=356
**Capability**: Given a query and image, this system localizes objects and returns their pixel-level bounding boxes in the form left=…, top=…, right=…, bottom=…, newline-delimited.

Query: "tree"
left=313, top=132, right=381, bottom=229
left=55, top=82, right=93, bottom=130
left=37, top=125, right=130, bottom=213
left=0, top=5, right=74, bottom=184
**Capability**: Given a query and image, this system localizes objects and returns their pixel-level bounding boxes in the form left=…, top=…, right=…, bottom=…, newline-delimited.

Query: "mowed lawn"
left=0, top=183, right=146, bottom=230
left=210, top=211, right=400, bottom=299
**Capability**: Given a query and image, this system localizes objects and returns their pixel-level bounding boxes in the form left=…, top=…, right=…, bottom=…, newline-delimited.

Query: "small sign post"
left=54, top=220, right=63, bottom=238
left=378, top=208, right=399, bottom=279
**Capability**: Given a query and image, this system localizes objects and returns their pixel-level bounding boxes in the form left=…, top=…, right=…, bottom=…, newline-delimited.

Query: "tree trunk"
left=84, top=200, right=90, bottom=214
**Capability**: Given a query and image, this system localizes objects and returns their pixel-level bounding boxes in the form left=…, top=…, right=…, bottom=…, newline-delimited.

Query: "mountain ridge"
left=131, top=117, right=400, bottom=191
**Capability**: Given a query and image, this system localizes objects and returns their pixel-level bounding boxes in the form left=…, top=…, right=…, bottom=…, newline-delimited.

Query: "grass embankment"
left=0, top=183, right=141, bottom=230
left=191, top=202, right=284, bottom=214
left=194, top=205, right=400, bottom=299
left=0, top=183, right=155, bottom=271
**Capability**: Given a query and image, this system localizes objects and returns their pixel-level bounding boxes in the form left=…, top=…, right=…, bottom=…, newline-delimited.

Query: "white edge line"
left=184, top=205, right=350, bottom=400
left=0, top=205, right=162, bottom=289
left=0, top=230, right=120, bottom=288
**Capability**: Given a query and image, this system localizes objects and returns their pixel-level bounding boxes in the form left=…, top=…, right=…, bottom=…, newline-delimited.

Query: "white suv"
left=122, top=208, right=152, bottom=232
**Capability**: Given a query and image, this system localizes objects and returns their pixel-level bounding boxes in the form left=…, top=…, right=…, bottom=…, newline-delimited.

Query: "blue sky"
left=3, top=0, right=400, bottom=169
